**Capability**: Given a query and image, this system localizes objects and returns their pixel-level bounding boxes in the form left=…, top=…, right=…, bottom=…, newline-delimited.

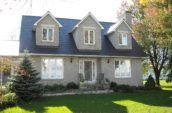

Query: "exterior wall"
left=35, top=14, right=60, bottom=47
left=108, top=22, right=132, bottom=50
left=101, top=57, right=143, bottom=86
left=72, top=16, right=102, bottom=50
left=32, top=56, right=79, bottom=85
left=32, top=56, right=143, bottom=86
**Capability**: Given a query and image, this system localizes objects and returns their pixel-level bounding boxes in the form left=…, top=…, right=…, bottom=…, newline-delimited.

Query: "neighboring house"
left=19, top=11, right=146, bottom=87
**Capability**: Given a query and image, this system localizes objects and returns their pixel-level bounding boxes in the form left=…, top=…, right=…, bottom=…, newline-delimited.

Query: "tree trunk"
left=154, top=70, right=160, bottom=87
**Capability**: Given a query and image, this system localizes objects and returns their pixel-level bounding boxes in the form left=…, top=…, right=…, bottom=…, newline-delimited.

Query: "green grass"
left=1, top=81, right=172, bottom=113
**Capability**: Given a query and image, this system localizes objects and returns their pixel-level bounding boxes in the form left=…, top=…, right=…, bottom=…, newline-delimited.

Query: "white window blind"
left=42, top=58, right=63, bottom=79
left=114, top=60, right=131, bottom=78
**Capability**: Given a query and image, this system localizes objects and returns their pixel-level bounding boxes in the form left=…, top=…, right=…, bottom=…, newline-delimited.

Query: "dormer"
left=71, top=12, right=104, bottom=51
left=107, top=12, right=133, bottom=50
left=33, top=11, right=62, bottom=47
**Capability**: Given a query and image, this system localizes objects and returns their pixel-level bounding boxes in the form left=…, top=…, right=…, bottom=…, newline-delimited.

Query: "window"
left=114, top=60, right=131, bottom=78
left=42, top=26, right=54, bottom=42
left=84, top=29, right=95, bottom=45
left=119, top=32, right=128, bottom=46
left=42, top=58, right=63, bottom=79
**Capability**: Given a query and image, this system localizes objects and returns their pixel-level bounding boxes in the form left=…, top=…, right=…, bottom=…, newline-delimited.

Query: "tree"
left=118, top=0, right=172, bottom=87
left=133, top=0, right=172, bottom=87
left=0, top=57, right=13, bottom=86
left=161, top=0, right=172, bottom=82
left=9, top=51, right=43, bottom=101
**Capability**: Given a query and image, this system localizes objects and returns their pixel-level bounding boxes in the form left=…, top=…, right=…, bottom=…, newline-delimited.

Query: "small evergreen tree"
left=10, top=50, right=43, bottom=101
left=145, top=75, right=156, bottom=90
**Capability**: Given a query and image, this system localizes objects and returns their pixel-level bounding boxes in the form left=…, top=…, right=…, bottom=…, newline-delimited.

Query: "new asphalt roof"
left=19, top=15, right=146, bottom=57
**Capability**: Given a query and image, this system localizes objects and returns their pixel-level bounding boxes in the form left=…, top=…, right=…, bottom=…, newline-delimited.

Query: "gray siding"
left=32, top=56, right=79, bottom=85
left=35, top=14, right=60, bottom=47
left=72, top=16, right=102, bottom=50
left=108, top=22, right=132, bottom=50
left=32, top=56, right=143, bottom=86
left=101, top=58, right=143, bottom=86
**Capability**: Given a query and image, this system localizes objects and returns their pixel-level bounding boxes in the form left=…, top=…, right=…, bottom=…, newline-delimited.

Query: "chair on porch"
left=78, top=73, right=88, bottom=90
left=78, top=73, right=96, bottom=90
left=96, top=73, right=105, bottom=90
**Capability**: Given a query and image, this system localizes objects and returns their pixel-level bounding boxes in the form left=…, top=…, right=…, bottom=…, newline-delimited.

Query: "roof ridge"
left=22, top=15, right=115, bottom=24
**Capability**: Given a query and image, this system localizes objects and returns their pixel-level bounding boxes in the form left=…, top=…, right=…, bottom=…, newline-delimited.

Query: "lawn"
left=1, top=81, right=172, bottom=113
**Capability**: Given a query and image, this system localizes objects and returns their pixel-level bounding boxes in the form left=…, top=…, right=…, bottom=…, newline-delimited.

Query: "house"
left=19, top=11, right=146, bottom=87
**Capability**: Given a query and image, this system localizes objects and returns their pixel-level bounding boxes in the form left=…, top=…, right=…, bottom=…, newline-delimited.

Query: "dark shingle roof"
left=19, top=15, right=146, bottom=57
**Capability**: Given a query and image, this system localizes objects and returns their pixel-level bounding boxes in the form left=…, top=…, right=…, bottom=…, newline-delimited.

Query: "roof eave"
left=70, top=12, right=104, bottom=33
left=106, top=19, right=134, bottom=35
left=33, top=11, right=63, bottom=27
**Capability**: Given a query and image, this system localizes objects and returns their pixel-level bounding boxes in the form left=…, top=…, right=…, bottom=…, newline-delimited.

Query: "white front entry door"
left=84, top=60, right=96, bottom=82
left=79, top=60, right=97, bottom=83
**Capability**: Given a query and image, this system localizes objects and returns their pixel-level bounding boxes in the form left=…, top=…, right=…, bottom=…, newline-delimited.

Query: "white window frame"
left=41, top=58, right=64, bottom=80
left=83, top=27, right=95, bottom=45
left=41, top=25, right=54, bottom=42
left=118, top=31, right=128, bottom=46
left=114, top=59, right=131, bottom=78
left=79, top=59, right=97, bottom=83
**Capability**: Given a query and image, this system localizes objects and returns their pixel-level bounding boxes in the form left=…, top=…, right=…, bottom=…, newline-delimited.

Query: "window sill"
left=41, top=40, right=54, bottom=43
left=41, top=78, right=64, bottom=80
left=115, top=76, right=131, bottom=78
left=84, top=43, right=95, bottom=46
left=119, top=44, right=128, bottom=46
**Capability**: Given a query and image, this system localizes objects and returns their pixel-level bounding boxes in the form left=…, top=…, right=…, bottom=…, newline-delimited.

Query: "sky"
left=0, top=0, right=132, bottom=56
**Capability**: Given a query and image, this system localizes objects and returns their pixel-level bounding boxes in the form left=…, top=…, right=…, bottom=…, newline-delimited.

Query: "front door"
left=83, top=60, right=96, bottom=82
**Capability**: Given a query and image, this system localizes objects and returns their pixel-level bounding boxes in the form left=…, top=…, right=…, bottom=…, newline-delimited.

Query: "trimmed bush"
left=0, top=86, right=8, bottom=96
left=145, top=75, right=156, bottom=90
left=117, top=85, right=134, bottom=93
left=0, top=93, right=18, bottom=109
left=44, top=84, right=66, bottom=93
left=110, top=82, right=134, bottom=93
left=66, top=82, right=79, bottom=89
left=110, top=82, right=117, bottom=89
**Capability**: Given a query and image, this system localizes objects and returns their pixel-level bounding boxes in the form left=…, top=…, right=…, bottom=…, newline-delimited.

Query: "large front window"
left=42, top=58, right=63, bottom=79
left=42, top=26, right=54, bottom=42
left=114, top=60, right=131, bottom=78
left=84, top=29, right=95, bottom=45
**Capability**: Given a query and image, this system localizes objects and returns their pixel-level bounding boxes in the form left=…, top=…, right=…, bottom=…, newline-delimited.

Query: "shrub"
left=110, top=82, right=134, bottom=93
left=0, top=93, right=18, bottom=109
left=145, top=75, right=156, bottom=90
left=66, top=82, right=79, bottom=89
left=117, top=84, right=134, bottom=93
left=0, top=86, right=8, bottom=96
left=44, top=84, right=66, bottom=93
left=110, top=82, right=117, bottom=89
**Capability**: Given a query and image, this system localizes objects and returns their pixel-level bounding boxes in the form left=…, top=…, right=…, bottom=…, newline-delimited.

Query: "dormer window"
left=42, top=25, right=54, bottom=42
left=119, top=32, right=128, bottom=46
left=84, top=28, right=95, bottom=45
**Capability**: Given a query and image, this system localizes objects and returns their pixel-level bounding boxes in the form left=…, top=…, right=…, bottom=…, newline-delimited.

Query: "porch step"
left=43, top=90, right=113, bottom=96
left=80, top=84, right=96, bottom=91
left=79, top=83, right=110, bottom=91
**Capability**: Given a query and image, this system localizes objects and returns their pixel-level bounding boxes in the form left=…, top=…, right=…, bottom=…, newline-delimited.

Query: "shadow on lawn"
left=19, top=94, right=128, bottom=113
left=10, top=89, right=172, bottom=113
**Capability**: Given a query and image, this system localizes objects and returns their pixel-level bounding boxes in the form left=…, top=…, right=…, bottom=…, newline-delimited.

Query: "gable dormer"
left=71, top=12, right=104, bottom=51
left=33, top=11, right=62, bottom=47
left=107, top=12, right=133, bottom=50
